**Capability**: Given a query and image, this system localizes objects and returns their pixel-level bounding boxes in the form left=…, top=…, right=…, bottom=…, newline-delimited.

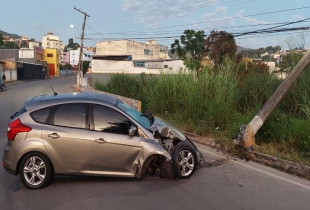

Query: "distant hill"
left=0, top=30, right=20, bottom=38
left=237, top=46, right=252, bottom=54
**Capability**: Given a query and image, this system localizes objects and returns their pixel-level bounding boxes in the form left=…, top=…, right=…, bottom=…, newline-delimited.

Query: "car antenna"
left=45, top=74, right=58, bottom=96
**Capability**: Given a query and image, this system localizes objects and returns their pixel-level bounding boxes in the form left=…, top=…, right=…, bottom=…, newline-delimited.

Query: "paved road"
left=0, top=76, right=310, bottom=210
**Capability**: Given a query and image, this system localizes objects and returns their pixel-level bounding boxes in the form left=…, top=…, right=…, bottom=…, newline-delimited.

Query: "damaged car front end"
left=118, top=101, right=205, bottom=180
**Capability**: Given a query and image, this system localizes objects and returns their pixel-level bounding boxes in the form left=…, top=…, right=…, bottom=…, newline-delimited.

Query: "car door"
left=41, top=103, right=91, bottom=174
left=89, top=104, right=141, bottom=176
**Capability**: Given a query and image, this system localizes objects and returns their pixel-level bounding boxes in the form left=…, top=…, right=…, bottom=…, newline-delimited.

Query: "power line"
left=90, top=0, right=253, bottom=28
left=88, top=5, right=310, bottom=31
left=88, top=0, right=242, bottom=25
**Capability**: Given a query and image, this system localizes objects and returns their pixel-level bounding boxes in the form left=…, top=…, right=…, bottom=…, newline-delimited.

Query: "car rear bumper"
left=2, top=143, right=21, bottom=175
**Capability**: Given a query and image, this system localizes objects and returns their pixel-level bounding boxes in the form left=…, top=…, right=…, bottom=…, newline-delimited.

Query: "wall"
left=91, top=59, right=186, bottom=86
left=96, top=40, right=162, bottom=61
left=29, top=42, right=40, bottom=49
left=1, top=69, right=17, bottom=82
left=34, top=46, right=44, bottom=62
left=0, top=49, right=19, bottom=61
left=62, top=52, right=70, bottom=64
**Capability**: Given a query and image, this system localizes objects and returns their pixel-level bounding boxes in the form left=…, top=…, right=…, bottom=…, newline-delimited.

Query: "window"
left=53, top=104, right=86, bottom=129
left=31, top=107, right=52, bottom=124
left=144, top=49, right=153, bottom=55
left=47, top=53, right=53, bottom=57
left=93, top=105, right=133, bottom=135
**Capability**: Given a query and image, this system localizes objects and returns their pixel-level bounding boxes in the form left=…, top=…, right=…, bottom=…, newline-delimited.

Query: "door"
left=89, top=104, right=141, bottom=176
left=41, top=103, right=91, bottom=174
left=48, top=64, right=55, bottom=76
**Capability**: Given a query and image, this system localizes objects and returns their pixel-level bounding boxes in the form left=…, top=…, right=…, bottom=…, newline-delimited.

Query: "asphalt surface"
left=0, top=75, right=310, bottom=210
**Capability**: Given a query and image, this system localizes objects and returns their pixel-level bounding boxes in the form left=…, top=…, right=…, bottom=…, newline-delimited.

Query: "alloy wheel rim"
left=23, top=156, right=46, bottom=186
left=179, top=150, right=194, bottom=176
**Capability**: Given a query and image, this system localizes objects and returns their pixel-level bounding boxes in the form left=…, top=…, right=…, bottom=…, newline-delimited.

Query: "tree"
left=171, top=30, right=206, bottom=72
left=60, top=63, right=73, bottom=70
left=2, top=41, right=19, bottom=49
left=82, top=61, right=90, bottom=75
left=67, top=38, right=80, bottom=50
left=0, top=34, right=4, bottom=46
left=204, top=30, right=237, bottom=67
left=30, top=38, right=35, bottom=42
left=280, top=52, right=303, bottom=72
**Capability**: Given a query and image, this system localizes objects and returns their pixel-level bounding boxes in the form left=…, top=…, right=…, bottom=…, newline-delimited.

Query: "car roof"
left=25, top=92, right=118, bottom=110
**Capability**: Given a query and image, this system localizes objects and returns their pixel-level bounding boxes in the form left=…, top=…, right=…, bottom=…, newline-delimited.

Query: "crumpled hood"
left=149, top=117, right=187, bottom=141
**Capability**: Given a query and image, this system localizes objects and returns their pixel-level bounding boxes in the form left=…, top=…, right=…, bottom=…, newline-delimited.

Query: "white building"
left=69, top=48, right=94, bottom=67
left=28, top=42, right=40, bottom=49
left=41, top=32, right=64, bottom=62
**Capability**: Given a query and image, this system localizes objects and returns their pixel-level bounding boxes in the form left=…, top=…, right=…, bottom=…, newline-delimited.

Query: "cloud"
left=235, top=10, right=270, bottom=24
left=292, top=15, right=305, bottom=20
left=121, top=0, right=218, bottom=26
left=203, top=6, right=227, bottom=19
left=202, top=7, right=235, bottom=29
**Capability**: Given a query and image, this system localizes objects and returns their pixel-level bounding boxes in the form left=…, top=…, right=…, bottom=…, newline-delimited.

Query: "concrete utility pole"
left=238, top=48, right=310, bottom=150
left=74, top=7, right=90, bottom=91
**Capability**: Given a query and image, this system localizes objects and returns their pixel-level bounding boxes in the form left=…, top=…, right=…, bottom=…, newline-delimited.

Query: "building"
left=91, top=55, right=185, bottom=86
left=29, top=42, right=40, bottom=49
left=69, top=48, right=94, bottom=68
left=95, top=40, right=170, bottom=61
left=62, top=52, right=70, bottom=64
left=42, top=32, right=64, bottom=63
left=43, top=49, right=60, bottom=76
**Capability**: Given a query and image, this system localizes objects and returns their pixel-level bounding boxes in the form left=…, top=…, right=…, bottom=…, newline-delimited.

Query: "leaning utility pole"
left=236, top=49, right=310, bottom=150
left=74, top=6, right=90, bottom=91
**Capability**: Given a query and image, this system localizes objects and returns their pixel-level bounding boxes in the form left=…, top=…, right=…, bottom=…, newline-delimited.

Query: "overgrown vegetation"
left=95, top=31, right=310, bottom=165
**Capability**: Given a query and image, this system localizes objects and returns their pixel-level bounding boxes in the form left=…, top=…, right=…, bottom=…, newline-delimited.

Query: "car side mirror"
left=129, top=126, right=137, bottom=136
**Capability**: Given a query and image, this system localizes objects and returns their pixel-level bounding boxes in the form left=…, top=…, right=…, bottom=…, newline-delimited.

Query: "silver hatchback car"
left=3, top=92, right=204, bottom=189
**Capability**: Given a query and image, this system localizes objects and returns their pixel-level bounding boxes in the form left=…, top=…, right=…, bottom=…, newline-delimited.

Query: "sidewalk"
left=6, top=80, right=25, bottom=87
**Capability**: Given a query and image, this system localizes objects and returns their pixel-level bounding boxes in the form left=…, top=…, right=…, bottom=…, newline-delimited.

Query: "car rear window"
left=30, top=107, right=53, bottom=124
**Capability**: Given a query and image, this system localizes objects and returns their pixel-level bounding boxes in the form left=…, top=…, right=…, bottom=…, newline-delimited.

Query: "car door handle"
left=48, top=133, right=60, bottom=139
left=95, top=138, right=106, bottom=144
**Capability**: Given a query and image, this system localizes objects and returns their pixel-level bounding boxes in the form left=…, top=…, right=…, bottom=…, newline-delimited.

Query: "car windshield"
left=116, top=100, right=151, bottom=129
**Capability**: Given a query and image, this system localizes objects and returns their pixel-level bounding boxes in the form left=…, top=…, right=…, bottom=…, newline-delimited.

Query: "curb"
left=184, top=131, right=310, bottom=180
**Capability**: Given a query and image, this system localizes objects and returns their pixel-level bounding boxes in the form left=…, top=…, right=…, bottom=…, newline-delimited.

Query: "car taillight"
left=7, top=119, right=32, bottom=141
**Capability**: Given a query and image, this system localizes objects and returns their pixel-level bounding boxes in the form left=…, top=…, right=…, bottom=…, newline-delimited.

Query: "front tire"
left=177, top=143, right=197, bottom=179
left=19, top=152, right=53, bottom=190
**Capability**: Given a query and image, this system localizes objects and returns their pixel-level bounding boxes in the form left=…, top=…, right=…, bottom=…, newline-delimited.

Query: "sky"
left=1, top=0, right=310, bottom=50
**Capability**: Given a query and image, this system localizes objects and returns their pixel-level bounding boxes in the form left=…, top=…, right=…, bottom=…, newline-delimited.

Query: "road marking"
left=198, top=147, right=310, bottom=190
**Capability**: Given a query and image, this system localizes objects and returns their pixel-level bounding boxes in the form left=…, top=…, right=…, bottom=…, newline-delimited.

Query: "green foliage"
left=171, top=30, right=206, bottom=71
left=279, top=52, right=303, bottom=72
left=82, top=61, right=90, bottom=75
left=66, top=38, right=80, bottom=50
left=0, top=34, right=3, bottom=46
left=95, top=59, right=310, bottom=160
left=60, top=63, right=73, bottom=70
left=204, top=30, right=237, bottom=67
left=239, top=45, right=282, bottom=59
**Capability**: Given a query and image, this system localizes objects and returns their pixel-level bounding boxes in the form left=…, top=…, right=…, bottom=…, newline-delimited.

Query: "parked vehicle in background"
left=2, top=92, right=205, bottom=189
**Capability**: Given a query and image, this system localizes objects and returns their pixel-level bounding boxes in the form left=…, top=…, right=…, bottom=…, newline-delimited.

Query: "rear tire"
left=19, top=152, right=53, bottom=190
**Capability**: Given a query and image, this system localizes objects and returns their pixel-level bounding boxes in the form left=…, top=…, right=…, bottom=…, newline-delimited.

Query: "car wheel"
left=177, top=143, right=197, bottom=179
left=19, top=152, right=53, bottom=190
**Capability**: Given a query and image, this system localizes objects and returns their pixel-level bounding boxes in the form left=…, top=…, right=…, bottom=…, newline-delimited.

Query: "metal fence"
left=60, top=70, right=73, bottom=76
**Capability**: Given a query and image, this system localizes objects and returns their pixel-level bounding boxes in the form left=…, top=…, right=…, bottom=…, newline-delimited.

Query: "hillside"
left=0, top=30, right=20, bottom=38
